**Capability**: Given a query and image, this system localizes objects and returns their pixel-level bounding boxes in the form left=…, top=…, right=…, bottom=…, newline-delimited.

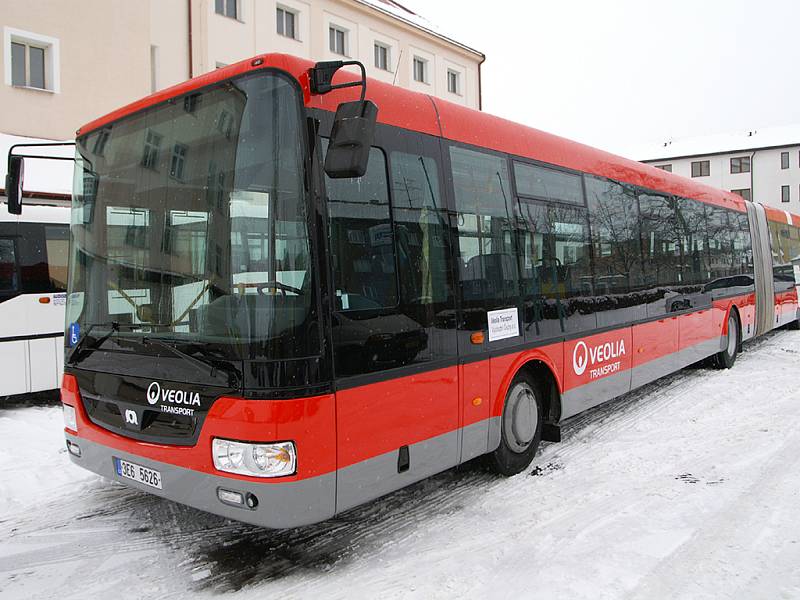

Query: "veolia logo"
left=573, top=341, right=589, bottom=375
left=146, top=381, right=201, bottom=407
left=572, top=339, right=627, bottom=376
left=146, top=382, right=161, bottom=405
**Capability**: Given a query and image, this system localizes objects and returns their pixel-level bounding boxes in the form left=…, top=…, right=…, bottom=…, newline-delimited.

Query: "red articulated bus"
left=43, top=54, right=800, bottom=528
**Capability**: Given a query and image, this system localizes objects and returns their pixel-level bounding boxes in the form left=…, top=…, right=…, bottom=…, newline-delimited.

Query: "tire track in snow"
left=0, top=330, right=796, bottom=599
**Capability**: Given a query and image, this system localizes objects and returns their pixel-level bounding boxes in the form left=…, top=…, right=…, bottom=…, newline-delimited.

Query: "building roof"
left=0, top=133, right=73, bottom=198
left=355, top=0, right=483, bottom=58
left=637, top=124, right=800, bottom=162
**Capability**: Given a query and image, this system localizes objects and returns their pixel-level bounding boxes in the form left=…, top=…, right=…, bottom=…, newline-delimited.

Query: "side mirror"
left=5, top=155, right=24, bottom=215
left=324, top=100, right=378, bottom=179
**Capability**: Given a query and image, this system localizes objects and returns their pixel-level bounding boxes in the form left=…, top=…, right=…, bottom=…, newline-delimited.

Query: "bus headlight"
left=212, top=438, right=296, bottom=478
left=63, top=403, right=77, bottom=432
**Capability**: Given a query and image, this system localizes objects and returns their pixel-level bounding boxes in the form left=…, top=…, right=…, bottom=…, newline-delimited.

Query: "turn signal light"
left=38, top=297, right=50, bottom=304
left=470, top=331, right=485, bottom=345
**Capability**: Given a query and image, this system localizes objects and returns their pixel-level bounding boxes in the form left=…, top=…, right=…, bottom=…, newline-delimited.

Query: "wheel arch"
left=492, top=350, right=562, bottom=427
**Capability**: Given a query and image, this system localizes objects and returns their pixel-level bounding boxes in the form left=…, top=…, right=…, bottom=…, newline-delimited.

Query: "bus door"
left=448, top=144, right=524, bottom=462
left=0, top=217, right=29, bottom=396
left=324, top=130, right=460, bottom=511
left=17, top=221, right=70, bottom=392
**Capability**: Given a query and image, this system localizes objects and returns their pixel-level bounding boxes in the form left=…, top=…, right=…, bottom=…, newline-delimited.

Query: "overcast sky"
left=400, top=0, right=800, bottom=158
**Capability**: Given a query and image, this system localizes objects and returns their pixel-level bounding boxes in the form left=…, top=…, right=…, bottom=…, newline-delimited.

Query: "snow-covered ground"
left=2, top=330, right=800, bottom=600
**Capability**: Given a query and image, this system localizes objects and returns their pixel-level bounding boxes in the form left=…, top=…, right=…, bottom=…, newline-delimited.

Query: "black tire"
left=487, top=372, right=543, bottom=476
left=786, top=318, right=800, bottom=330
left=714, top=311, right=740, bottom=369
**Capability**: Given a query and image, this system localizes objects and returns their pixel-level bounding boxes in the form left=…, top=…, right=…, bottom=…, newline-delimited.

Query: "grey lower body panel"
left=65, top=434, right=336, bottom=529
left=560, top=337, right=723, bottom=421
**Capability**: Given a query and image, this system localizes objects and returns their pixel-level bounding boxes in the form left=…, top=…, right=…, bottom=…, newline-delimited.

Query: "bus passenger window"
left=0, top=238, right=17, bottom=292
left=389, top=149, right=456, bottom=365
left=516, top=200, right=593, bottom=338
left=390, top=151, right=451, bottom=308
left=676, top=198, right=710, bottom=288
left=450, top=145, right=519, bottom=338
left=585, top=176, right=647, bottom=326
left=326, top=146, right=396, bottom=311
left=44, top=225, right=69, bottom=292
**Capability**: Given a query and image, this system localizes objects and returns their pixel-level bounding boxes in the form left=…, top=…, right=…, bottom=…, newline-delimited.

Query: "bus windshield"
left=67, top=71, right=318, bottom=367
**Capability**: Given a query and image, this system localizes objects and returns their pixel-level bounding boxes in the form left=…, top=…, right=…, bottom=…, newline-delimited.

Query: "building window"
left=782, top=185, right=790, bottom=203
left=11, top=41, right=45, bottom=88
left=731, top=188, right=751, bottom=201
left=276, top=6, right=296, bottom=39
left=691, top=160, right=710, bottom=177
left=413, top=56, right=428, bottom=83
left=374, top=43, right=390, bottom=71
left=329, top=26, right=347, bottom=56
left=781, top=151, right=790, bottom=169
left=447, top=69, right=460, bottom=95
left=654, top=164, right=672, bottom=172
left=730, top=156, right=750, bottom=174
left=141, top=130, right=162, bottom=170
left=170, top=144, right=188, bottom=181
left=5, top=28, right=59, bottom=92
left=215, top=0, right=238, bottom=19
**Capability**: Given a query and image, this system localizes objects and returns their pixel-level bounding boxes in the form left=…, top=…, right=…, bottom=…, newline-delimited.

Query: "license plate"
left=114, top=457, right=162, bottom=489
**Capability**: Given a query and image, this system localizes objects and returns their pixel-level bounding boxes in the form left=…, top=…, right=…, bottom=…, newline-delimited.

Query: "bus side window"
left=585, top=176, right=647, bottom=327
left=449, top=145, right=520, bottom=345
left=705, top=206, right=756, bottom=296
left=0, top=238, right=18, bottom=293
left=44, top=224, right=70, bottom=292
left=513, top=162, right=593, bottom=338
left=639, top=193, right=680, bottom=317
left=325, top=145, right=404, bottom=377
left=16, top=224, right=49, bottom=294
left=325, top=145, right=396, bottom=311
left=676, top=198, right=711, bottom=290
left=390, top=149, right=456, bottom=363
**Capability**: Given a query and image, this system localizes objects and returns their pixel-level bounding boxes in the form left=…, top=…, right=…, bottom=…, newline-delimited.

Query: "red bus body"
left=62, top=54, right=800, bottom=528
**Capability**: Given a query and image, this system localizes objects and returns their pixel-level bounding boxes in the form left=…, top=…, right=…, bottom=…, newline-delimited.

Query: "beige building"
left=1, top=0, right=484, bottom=141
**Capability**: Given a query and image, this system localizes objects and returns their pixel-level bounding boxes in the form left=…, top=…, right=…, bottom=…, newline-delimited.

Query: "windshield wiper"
left=67, top=321, right=143, bottom=365
left=141, top=337, right=222, bottom=381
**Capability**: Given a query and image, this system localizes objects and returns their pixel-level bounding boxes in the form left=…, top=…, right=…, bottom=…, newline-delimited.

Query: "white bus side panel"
left=0, top=340, right=29, bottom=396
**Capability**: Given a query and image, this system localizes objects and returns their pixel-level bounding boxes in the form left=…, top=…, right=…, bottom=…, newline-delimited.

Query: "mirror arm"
left=7, top=141, right=81, bottom=174
left=309, top=60, right=367, bottom=102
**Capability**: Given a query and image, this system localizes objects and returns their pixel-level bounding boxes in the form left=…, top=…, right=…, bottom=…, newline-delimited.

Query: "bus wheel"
left=488, top=372, right=543, bottom=476
left=786, top=317, right=800, bottom=330
left=714, top=312, right=740, bottom=369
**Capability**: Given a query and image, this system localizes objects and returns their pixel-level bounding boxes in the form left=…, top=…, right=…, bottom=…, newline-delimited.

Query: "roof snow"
left=355, top=0, right=483, bottom=57
left=636, top=124, right=800, bottom=162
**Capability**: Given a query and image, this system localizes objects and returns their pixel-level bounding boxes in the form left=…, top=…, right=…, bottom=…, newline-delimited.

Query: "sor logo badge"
left=125, top=409, right=138, bottom=426
left=573, top=341, right=589, bottom=376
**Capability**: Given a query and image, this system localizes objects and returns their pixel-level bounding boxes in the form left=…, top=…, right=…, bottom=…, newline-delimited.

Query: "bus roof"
left=77, top=53, right=787, bottom=220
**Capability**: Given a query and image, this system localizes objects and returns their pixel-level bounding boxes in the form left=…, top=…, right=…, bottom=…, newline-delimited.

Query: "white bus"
left=0, top=201, right=70, bottom=399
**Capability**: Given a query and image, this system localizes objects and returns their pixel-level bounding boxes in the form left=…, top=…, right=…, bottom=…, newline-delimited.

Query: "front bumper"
left=65, top=433, right=335, bottom=529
